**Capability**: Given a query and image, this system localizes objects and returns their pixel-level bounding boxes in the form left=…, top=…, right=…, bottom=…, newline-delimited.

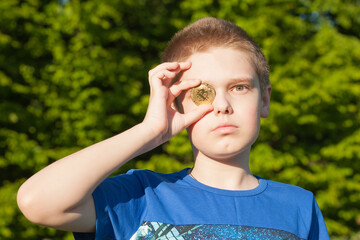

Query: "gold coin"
left=190, top=83, right=216, bottom=105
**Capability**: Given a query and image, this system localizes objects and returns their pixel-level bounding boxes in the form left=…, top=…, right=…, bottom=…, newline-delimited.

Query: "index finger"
left=148, top=62, right=191, bottom=79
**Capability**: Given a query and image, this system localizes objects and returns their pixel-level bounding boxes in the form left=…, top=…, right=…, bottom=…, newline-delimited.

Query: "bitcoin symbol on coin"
left=197, top=89, right=208, bottom=101
left=190, top=83, right=215, bottom=105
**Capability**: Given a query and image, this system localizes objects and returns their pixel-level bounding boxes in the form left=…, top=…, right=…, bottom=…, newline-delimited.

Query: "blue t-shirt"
left=74, top=168, right=329, bottom=240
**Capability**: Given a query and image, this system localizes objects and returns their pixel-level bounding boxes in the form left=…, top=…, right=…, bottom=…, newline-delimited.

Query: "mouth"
left=212, top=124, right=238, bottom=134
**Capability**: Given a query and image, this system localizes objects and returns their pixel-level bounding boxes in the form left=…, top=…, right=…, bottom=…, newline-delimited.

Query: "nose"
left=213, top=92, right=233, bottom=115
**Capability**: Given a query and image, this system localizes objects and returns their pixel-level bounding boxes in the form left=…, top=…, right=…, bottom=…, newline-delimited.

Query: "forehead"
left=181, top=47, right=258, bottom=85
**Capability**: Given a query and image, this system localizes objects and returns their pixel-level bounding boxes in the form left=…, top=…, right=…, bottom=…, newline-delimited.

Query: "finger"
left=149, top=62, right=193, bottom=93
left=148, top=62, right=180, bottom=79
left=169, top=79, right=201, bottom=99
left=149, top=62, right=191, bottom=80
left=178, top=61, right=192, bottom=71
left=182, top=104, right=213, bottom=128
left=149, top=70, right=179, bottom=92
left=154, top=70, right=177, bottom=81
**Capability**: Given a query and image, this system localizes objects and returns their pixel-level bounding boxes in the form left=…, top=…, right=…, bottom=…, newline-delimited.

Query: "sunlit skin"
left=177, top=47, right=271, bottom=190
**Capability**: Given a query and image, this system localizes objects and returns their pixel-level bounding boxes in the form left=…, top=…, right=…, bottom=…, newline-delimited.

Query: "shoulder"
left=262, top=179, right=319, bottom=227
left=262, top=178, right=315, bottom=209
left=259, top=179, right=329, bottom=239
left=105, top=168, right=187, bottom=187
left=265, top=178, right=314, bottom=197
left=125, top=168, right=188, bottom=185
left=126, top=168, right=174, bottom=178
left=92, top=169, right=186, bottom=212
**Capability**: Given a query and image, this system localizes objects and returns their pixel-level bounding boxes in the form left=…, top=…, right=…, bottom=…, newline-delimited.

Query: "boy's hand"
left=143, top=62, right=213, bottom=144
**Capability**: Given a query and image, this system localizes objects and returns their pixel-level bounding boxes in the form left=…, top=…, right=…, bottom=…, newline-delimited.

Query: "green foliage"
left=0, top=0, right=359, bottom=238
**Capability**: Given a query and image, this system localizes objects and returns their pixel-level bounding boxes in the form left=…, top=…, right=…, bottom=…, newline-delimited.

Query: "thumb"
left=182, top=105, right=213, bottom=128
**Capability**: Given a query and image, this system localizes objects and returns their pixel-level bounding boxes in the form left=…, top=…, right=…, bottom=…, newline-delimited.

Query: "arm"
left=17, top=62, right=213, bottom=232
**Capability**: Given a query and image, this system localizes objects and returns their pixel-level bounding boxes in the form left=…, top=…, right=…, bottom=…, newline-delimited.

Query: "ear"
left=260, top=84, right=272, bottom=118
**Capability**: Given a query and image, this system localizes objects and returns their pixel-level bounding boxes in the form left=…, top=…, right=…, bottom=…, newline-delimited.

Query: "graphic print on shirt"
left=130, top=221, right=304, bottom=240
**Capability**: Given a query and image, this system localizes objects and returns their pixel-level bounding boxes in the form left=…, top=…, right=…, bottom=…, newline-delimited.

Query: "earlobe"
left=260, top=84, right=272, bottom=118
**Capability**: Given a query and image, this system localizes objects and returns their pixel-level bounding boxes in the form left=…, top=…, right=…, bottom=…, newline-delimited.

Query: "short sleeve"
left=74, top=170, right=147, bottom=240
left=308, top=197, right=330, bottom=240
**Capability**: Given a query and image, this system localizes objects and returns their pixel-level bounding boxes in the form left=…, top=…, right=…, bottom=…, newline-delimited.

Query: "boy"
left=17, top=17, right=330, bottom=239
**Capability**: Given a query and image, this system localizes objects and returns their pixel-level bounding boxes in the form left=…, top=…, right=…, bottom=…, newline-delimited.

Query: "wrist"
left=136, top=122, right=165, bottom=151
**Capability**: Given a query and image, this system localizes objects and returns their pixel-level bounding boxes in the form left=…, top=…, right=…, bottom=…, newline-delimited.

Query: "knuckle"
left=168, top=71, right=176, bottom=78
left=165, top=62, right=178, bottom=69
left=148, top=69, right=154, bottom=76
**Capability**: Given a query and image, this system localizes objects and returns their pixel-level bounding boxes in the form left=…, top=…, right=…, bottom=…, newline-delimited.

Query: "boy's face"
left=178, top=47, right=271, bottom=160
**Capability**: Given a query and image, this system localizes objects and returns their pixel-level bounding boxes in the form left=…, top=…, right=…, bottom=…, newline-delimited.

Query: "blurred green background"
left=0, top=0, right=359, bottom=239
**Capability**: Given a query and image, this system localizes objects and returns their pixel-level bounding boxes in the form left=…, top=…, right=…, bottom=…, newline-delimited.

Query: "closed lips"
left=213, top=124, right=238, bottom=133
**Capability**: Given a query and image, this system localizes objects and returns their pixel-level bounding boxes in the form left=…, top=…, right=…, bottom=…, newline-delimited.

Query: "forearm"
left=17, top=61, right=212, bottom=231
left=17, top=122, right=159, bottom=225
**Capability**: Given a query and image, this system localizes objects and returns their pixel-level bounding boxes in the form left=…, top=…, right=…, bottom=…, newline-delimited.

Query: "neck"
left=189, top=150, right=259, bottom=190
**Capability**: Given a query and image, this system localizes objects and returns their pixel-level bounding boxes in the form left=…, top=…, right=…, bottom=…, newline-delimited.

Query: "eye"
left=231, top=85, right=248, bottom=93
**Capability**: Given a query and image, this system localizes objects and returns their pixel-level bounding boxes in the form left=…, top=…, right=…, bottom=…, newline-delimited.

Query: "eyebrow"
left=182, top=77, right=254, bottom=83
left=203, top=77, right=255, bottom=86
left=227, top=77, right=254, bottom=84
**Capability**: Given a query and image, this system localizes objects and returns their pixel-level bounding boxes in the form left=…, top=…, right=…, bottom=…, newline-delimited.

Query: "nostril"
left=215, top=106, right=232, bottom=115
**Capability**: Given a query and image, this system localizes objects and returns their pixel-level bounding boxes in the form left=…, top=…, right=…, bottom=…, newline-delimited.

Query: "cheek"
left=244, top=106, right=262, bottom=138
left=246, top=105, right=261, bottom=120
left=245, top=105, right=261, bottom=126
left=233, top=100, right=261, bottom=132
left=243, top=95, right=262, bottom=117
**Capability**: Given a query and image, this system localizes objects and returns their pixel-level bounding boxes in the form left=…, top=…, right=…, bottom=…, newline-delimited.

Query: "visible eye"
left=231, top=85, right=248, bottom=93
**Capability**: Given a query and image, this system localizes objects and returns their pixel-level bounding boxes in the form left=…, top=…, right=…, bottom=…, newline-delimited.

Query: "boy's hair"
left=161, top=17, right=270, bottom=94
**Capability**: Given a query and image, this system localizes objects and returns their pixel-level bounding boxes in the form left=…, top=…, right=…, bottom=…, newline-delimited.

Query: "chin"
left=199, top=145, right=252, bottom=162
left=189, top=130, right=258, bottom=162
